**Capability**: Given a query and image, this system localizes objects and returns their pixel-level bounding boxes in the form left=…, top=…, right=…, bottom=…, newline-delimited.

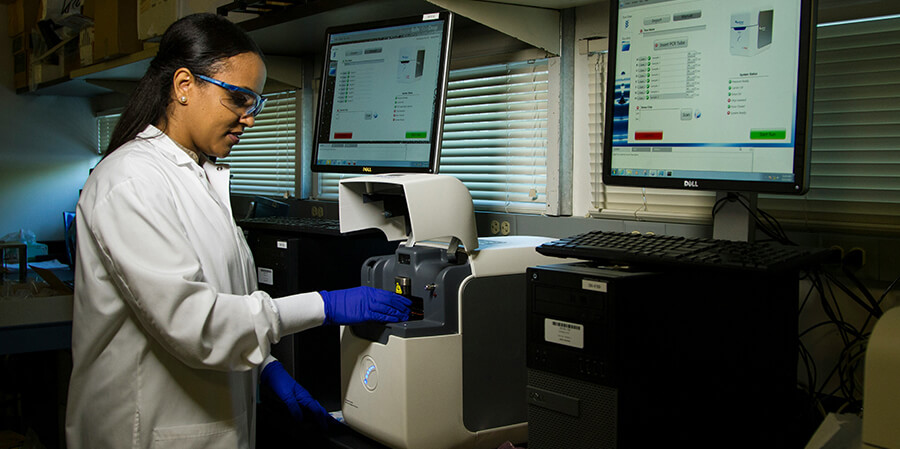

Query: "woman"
left=65, top=13, right=410, bottom=449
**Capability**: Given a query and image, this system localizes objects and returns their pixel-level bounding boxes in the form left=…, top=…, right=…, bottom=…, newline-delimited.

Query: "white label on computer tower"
left=582, top=279, right=608, bottom=292
left=258, top=267, right=274, bottom=285
left=276, top=241, right=288, bottom=249
left=545, top=318, right=584, bottom=349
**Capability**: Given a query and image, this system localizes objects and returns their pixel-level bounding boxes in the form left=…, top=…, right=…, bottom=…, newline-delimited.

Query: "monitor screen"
left=311, top=12, right=454, bottom=175
left=602, top=0, right=816, bottom=194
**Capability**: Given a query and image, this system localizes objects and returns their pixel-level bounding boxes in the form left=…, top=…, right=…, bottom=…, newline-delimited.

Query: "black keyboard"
left=536, top=231, right=836, bottom=272
left=237, top=216, right=342, bottom=235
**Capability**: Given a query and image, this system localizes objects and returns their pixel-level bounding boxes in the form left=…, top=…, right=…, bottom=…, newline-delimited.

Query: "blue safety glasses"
left=195, top=74, right=267, bottom=117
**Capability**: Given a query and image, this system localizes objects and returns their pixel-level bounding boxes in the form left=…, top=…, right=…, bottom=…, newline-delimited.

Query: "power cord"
left=711, top=192, right=794, bottom=245
left=799, top=266, right=900, bottom=418
left=708, top=193, right=900, bottom=422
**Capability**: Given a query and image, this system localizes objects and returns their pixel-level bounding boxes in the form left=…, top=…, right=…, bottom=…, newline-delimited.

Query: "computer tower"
left=526, top=263, right=799, bottom=449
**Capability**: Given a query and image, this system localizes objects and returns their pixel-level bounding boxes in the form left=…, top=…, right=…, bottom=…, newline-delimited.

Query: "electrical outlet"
left=490, top=220, right=500, bottom=235
left=501, top=221, right=511, bottom=236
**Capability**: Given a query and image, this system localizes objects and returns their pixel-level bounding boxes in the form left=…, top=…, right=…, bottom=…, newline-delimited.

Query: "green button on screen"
left=750, top=129, right=787, bottom=140
left=406, top=132, right=428, bottom=139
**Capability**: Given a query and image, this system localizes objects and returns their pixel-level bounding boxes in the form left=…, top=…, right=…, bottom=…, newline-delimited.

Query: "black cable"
left=836, top=337, right=868, bottom=409
left=700, top=196, right=900, bottom=413
left=812, top=269, right=854, bottom=345
left=823, top=273, right=854, bottom=339
left=799, top=278, right=817, bottom=313
left=798, top=339, right=816, bottom=391
left=828, top=339, right=867, bottom=405
left=846, top=341, right=867, bottom=407
left=842, top=265, right=884, bottom=318
left=810, top=268, right=867, bottom=407
left=797, top=339, right=821, bottom=417
left=708, top=191, right=800, bottom=248
left=708, top=192, right=794, bottom=245
left=853, top=272, right=900, bottom=337
left=799, top=320, right=861, bottom=339
left=710, top=193, right=734, bottom=218
left=757, top=206, right=792, bottom=245
left=821, top=269, right=880, bottom=318
left=809, top=268, right=858, bottom=401
left=734, top=193, right=794, bottom=245
left=804, top=263, right=894, bottom=411
left=733, top=193, right=784, bottom=242
left=876, top=272, right=900, bottom=306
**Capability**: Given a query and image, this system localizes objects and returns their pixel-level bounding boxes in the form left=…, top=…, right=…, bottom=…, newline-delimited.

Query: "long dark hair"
left=105, top=13, right=263, bottom=156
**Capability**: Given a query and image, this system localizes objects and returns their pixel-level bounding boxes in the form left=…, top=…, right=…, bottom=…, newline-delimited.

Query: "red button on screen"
left=334, top=132, right=353, bottom=139
left=635, top=131, right=663, bottom=140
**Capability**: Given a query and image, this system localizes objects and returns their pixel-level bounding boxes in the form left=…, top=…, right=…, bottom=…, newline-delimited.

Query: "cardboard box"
left=32, top=58, right=64, bottom=85
left=13, top=52, right=28, bottom=89
left=79, top=26, right=93, bottom=67
left=7, top=0, right=40, bottom=37
left=137, top=0, right=252, bottom=41
left=93, top=0, right=141, bottom=61
left=12, top=32, right=29, bottom=90
left=64, top=34, right=81, bottom=73
left=7, top=0, right=20, bottom=36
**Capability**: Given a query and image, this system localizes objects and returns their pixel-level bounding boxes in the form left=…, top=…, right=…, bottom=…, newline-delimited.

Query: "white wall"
left=0, top=8, right=99, bottom=242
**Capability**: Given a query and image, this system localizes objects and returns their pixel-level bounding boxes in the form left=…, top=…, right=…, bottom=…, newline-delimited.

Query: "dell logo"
left=684, top=180, right=699, bottom=188
left=362, top=167, right=372, bottom=173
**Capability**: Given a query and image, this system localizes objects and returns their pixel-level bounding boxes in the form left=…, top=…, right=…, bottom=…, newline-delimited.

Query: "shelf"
left=69, top=44, right=158, bottom=80
left=17, top=0, right=599, bottom=97
left=19, top=44, right=158, bottom=97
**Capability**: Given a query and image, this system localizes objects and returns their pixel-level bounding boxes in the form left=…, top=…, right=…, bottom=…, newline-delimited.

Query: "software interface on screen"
left=609, top=0, right=805, bottom=186
left=314, top=16, right=448, bottom=172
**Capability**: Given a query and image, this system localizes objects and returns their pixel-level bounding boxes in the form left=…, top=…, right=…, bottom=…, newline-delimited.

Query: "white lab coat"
left=66, top=125, right=324, bottom=449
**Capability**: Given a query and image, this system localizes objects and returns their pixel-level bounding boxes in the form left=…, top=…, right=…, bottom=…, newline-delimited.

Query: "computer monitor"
left=602, top=0, right=816, bottom=195
left=311, top=12, right=454, bottom=175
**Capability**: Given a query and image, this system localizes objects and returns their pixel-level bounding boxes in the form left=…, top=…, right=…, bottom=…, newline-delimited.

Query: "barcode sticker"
left=276, top=241, right=288, bottom=249
left=258, top=267, right=274, bottom=285
left=544, top=318, right=585, bottom=349
left=583, top=279, right=608, bottom=292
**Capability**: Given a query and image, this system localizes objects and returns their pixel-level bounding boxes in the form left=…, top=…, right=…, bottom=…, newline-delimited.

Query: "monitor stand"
left=712, top=191, right=757, bottom=242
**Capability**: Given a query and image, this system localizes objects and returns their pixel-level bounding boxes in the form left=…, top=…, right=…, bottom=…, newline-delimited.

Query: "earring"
left=178, top=96, right=188, bottom=104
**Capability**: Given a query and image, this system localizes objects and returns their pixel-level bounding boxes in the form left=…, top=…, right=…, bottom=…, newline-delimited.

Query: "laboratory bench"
left=0, top=262, right=74, bottom=449
left=0, top=265, right=74, bottom=355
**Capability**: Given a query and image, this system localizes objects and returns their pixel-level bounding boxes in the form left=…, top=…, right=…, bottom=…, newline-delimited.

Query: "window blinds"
left=223, top=91, right=297, bottom=197
left=589, top=52, right=607, bottom=212
left=97, top=113, right=120, bottom=155
left=758, top=17, right=900, bottom=235
left=315, top=172, right=359, bottom=201
left=316, top=60, right=550, bottom=212
left=440, top=59, right=549, bottom=213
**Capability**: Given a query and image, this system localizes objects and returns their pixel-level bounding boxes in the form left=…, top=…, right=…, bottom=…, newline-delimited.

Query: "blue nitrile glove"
left=260, top=360, right=336, bottom=429
left=320, top=286, right=412, bottom=326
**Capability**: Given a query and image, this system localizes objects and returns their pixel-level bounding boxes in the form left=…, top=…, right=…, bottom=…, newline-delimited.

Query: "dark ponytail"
left=105, top=13, right=263, bottom=156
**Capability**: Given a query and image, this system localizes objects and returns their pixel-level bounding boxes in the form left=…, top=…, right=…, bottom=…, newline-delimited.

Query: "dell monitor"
left=311, top=12, right=454, bottom=174
left=602, top=0, right=816, bottom=195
